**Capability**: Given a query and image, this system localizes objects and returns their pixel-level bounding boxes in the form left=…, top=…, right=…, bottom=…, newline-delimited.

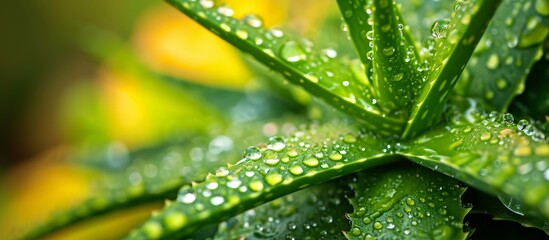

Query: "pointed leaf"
left=166, top=0, right=404, bottom=136
left=23, top=118, right=285, bottom=239
left=454, top=0, right=549, bottom=111
left=370, top=0, right=422, bottom=114
left=126, top=121, right=393, bottom=239
left=403, top=0, right=501, bottom=138
left=400, top=108, right=549, bottom=219
left=347, top=163, right=469, bottom=239
left=215, top=178, right=352, bottom=239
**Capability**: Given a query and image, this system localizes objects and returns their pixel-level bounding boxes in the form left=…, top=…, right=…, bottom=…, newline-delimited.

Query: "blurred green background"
left=0, top=1, right=335, bottom=238
left=0, top=0, right=154, bottom=166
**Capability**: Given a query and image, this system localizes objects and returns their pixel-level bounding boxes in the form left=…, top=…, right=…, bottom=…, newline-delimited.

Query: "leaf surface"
left=347, top=163, right=469, bottom=240
left=214, top=177, right=353, bottom=239
left=400, top=107, right=549, bottom=219
left=166, top=0, right=404, bottom=136
left=126, top=121, right=393, bottom=239
left=454, top=0, right=549, bottom=111
left=403, top=0, right=501, bottom=138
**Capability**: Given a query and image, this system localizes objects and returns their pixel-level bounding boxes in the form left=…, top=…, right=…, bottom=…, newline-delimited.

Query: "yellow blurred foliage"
left=0, top=148, right=95, bottom=238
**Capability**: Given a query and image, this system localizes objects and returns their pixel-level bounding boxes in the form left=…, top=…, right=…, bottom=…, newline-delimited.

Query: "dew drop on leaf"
left=267, top=136, right=286, bottom=151
left=243, top=14, right=263, bottom=28
left=199, top=0, right=214, bottom=9
left=431, top=20, right=450, bottom=39
left=245, top=146, right=262, bottom=160
left=280, top=41, right=307, bottom=63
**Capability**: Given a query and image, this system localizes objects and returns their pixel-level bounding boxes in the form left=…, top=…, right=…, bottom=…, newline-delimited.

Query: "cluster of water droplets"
left=409, top=107, right=549, bottom=217
left=128, top=121, right=392, bottom=238
left=215, top=180, right=353, bottom=239
left=348, top=167, right=466, bottom=239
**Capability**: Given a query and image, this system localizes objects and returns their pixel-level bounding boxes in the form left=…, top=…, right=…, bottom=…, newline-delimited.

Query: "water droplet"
left=502, top=113, right=515, bottom=123
left=406, top=197, right=415, bottom=206
left=373, top=221, right=383, bottom=230
left=143, top=221, right=163, bottom=239
left=267, top=136, right=286, bottom=151
left=227, top=179, right=242, bottom=189
left=303, top=157, right=319, bottom=167
left=263, top=150, right=280, bottom=165
left=329, top=152, right=343, bottom=161
left=215, top=167, right=229, bottom=177
left=431, top=20, right=450, bottom=38
left=322, top=48, right=337, bottom=58
left=210, top=196, right=225, bottom=206
left=164, top=212, right=186, bottom=230
left=249, top=180, right=264, bottom=192
left=387, top=223, right=395, bottom=229
left=206, top=182, right=219, bottom=190
left=217, top=4, right=234, bottom=16
left=394, top=73, right=404, bottom=81
left=245, top=146, right=262, bottom=160
left=517, top=119, right=529, bottom=130
left=269, top=28, right=284, bottom=38
left=244, top=14, right=263, bottom=28
left=289, top=164, right=304, bottom=175
left=265, top=173, right=283, bottom=185
left=287, top=222, right=297, bottom=230
left=480, top=132, right=491, bottom=141
left=280, top=41, right=307, bottom=63
left=486, top=54, right=499, bottom=69
left=178, top=191, right=196, bottom=204
left=236, top=30, right=248, bottom=40
left=366, top=30, right=373, bottom=40
left=383, top=47, right=395, bottom=56
left=199, top=0, right=214, bottom=8
left=367, top=51, right=374, bottom=60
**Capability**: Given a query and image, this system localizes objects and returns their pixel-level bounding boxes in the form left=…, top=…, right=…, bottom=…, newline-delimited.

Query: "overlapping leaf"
left=399, top=107, right=549, bottom=220
left=347, top=163, right=469, bottom=239
left=215, top=177, right=353, bottom=239
left=166, top=0, right=404, bottom=136
left=23, top=117, right=300, bottom=239
left=403, top=0, right=501, bottom=138
left=338, top=0, right=422, bottom=117
left=126, top=121, right=394, bottom=239
left=454, top=0, right=549, bottom=112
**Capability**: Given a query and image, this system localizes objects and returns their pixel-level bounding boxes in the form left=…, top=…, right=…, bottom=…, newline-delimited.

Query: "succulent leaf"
left=403, top=0, right=501, bottom=138
left=215, top=177, right=353, bottom=239
left=347, top=163, right=469, bottom=240
left=127, top=121, right=393, bottom=239
left=400, top=108, right=549, bottom=219
left=166, top=0, right=404, bottom=135
left=454, top=0, right=549, bottom=112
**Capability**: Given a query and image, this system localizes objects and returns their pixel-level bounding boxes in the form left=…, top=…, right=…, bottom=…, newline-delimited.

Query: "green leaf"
left=454, top=0, right=549, bottom=112
left=214, top=177, right=353, bottom=239
left=370, top=0, right=421, bottom=114
left=346, top=163, right=469, bottom=239
left=166, top=0, right=404, bottom=136
left=338, top=0, right=422, bottom=116
left=398, top=0, right=452, bottom=47
left=399, top=107, right=549, bottom=220
left=126, top=121, right=393, bottom=239
left=403, top=0, right=501, bottom=138
left=23, top=117, right=291, bottom=239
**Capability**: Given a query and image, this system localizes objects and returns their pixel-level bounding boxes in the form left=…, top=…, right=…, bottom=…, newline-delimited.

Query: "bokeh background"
left=0, top=0, right=335, bottom=238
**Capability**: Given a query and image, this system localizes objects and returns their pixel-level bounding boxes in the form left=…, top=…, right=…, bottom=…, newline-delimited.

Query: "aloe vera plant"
left=21, top=0, right=549, bottom=239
